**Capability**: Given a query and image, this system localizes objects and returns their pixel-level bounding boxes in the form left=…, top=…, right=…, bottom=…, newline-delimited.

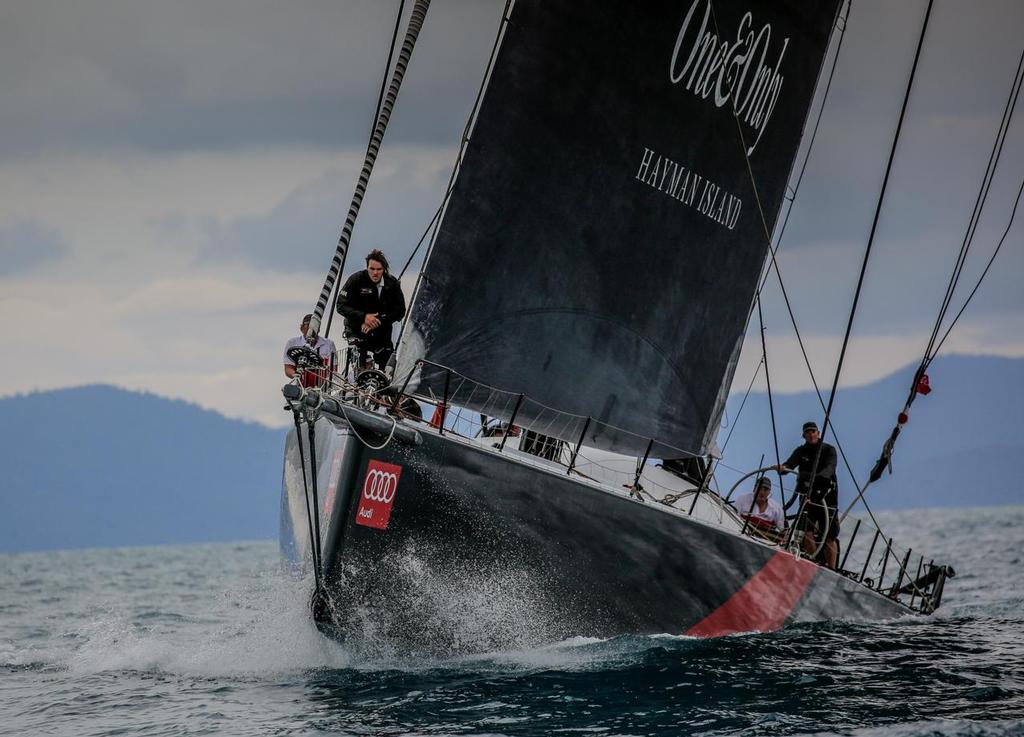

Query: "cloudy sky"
left=1, top=0, right=1021, bottom=427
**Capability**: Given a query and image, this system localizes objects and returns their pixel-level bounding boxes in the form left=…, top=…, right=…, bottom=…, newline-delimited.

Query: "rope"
left=307, top=0, right=431, bottom=339
left=918, top=42, right=1024, bottom=373
left=707, top=0, right=868, bottom=505
left=794, top=0, right=934, bottom=539
left=859, top=35, right=1024, bottom=495
left=719, top=358, right=763, bottom=453
left=756, top=295, right=785, bottom=508
left=291, top=407, right=322, bottom=593
left=305, top=412, right=325, bottom=570
left=931, top=174, right=1024, bottom=356
left=325, top=0, right=407, bottom=339
left=336, top=399, right=399, bottom=450
left=924, top=56, right=1024, bottom=361
left=752, top=0, right=853, bottom=300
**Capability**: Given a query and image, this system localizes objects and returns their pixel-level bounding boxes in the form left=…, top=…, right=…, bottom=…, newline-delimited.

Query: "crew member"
left=774, top=421, right=840, bottom=569
left=734, top=476, right=785, bottom=535
left=283, top=313, right=337, bottom=386
left=336, top=249, right=406, bottom=371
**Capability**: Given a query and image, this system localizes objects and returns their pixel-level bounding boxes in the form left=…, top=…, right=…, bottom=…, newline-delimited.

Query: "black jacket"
left=782, top=441, right=837, bottom=480
left=336, top=270, right=406, bottom=344
left=782, top=441, right=838, bottom=507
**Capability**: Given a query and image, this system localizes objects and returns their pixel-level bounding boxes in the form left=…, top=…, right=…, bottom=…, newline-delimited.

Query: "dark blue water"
left=2, top=506, right=1022, bottom=736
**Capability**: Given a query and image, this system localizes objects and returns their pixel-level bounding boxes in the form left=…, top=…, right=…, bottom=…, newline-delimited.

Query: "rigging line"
left=398, top=194, right=446, bottom=280
left=325, top=0, right=407, bottom=339
left=404, top=0, right=513, bottom=282
left=918, top=40, right=1024, bottom=372
left=757, top=254, right=867, bottom=499
left=707, top=0, right=866, bottom=498
left=305, top=414, right=325, bottom=571
left=931, top=174, right=1024, bottom=358
left=848, top=40, right=1022, bottom=519
left=927, top=58, right=1024, bottom=362
left=719, top=357, right=763, bottom=453
left=291, top=408, right=322, bottom=593
left=800, top=0, right=934, bottom=534
left=753, top=0, right=853, bottom=300
left=394, top=0, right=514, bottom=348
left=757, top=296, right=785, bottom=505
left=307, top=0, right=431, bottom=339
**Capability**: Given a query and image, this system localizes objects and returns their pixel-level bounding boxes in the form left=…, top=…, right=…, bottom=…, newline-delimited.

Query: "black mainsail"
left=400, top=0, right=840, bottom=457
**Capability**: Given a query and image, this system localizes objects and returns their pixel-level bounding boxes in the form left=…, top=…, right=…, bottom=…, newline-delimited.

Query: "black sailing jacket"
left=336, top=270, right=407, bottom=345
left=782, top=441, right=838, bottom=504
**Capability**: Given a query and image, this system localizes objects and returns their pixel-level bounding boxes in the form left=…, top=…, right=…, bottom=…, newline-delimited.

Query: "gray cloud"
left=196, top=157, right=452, bottom=274
left=742, top=0, right=1024, bottom=338
left=0, top=221, right=70, bottom=275
left=0, top=0, right=504, bottom=159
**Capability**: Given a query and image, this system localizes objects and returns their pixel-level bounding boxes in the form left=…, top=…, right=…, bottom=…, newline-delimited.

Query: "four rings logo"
left=355, top=460, right=403, bottom=530
left=363, top=469, right=398, bottom=503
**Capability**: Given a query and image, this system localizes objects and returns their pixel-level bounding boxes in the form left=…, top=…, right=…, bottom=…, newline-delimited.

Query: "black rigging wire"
left=796, top=0, right=934, bottom=538
left=292, top=410, right=322, bottom=593
left=917, top=42, right=1024, bottom=376
left=754, top=0, right=852, bottom=300
left=719, top=358, right=764, bottom=454
left=756, top=297, right=785, bottom=505
left=853, top=35, right=1024, bottom=507
left=392, top=0, right=513, bottom=352
left=932, top=176, right=1024, bottom=357
left=324, top=0, right=407, bottom=340
left=398, top=0, right=513, bottom=285
left=710, top=0, right=868, bottom=499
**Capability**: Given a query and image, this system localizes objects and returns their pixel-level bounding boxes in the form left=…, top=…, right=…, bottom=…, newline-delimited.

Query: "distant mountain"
left=714, top=354, right=1024, bottom=510
left=0, top=385, right=287, bottom=553
left=1, top=356, right=1020, bottom=554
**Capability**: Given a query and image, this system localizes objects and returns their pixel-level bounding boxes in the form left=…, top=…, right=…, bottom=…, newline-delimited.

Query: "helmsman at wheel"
left=773, top=421, right=840, bottom=569
left=336, top=249, right=407, bottom=371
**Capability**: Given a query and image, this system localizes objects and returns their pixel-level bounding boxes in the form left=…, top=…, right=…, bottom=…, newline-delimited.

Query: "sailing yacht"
left=279, top=0, right=953, bottom=648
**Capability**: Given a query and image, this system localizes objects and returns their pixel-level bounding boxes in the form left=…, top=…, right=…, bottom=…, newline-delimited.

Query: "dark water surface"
left=2, top=507, right=1022, bottom=736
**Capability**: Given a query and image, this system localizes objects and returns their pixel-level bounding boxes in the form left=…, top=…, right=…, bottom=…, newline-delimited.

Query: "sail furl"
left=398, top=0, right=841, bottom=457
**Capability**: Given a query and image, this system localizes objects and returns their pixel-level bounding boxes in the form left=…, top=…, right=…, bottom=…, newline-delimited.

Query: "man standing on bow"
left=336, top=249, right=406, bottom=371
left=774, top=421, right=840, bottom=569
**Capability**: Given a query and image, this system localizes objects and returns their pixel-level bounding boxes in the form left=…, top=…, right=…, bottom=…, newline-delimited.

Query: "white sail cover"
left=400, top=0, right=841, bottom=457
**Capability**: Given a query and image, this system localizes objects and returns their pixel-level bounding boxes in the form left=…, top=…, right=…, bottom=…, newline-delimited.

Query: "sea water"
left=2, top=506, right=1022, bottom=736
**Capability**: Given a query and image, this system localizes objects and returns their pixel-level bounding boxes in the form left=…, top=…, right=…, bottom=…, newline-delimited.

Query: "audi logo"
left=363, top=469, right=398, bottom=503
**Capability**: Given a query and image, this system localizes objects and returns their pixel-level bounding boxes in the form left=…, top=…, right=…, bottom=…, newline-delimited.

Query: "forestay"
left=399, top=0, right=841, bottom=457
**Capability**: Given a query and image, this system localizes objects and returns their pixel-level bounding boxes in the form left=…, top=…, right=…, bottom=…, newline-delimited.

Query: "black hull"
left=281, top=406, right=910, bottom=650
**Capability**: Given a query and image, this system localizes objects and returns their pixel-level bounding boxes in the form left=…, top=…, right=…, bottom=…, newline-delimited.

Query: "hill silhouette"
left=1, top=355, right=1020, bottom=553
left=714, top=354, right=1024, bottom=510
left=0, top=385, right=286, bottom=553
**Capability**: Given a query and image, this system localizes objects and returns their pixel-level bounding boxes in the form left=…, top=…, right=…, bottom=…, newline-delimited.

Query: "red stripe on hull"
left=686, top=552, right=819, bottom=637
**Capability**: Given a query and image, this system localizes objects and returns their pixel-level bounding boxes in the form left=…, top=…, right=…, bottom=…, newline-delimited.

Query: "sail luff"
left=398, top=0, right=516, bottom=360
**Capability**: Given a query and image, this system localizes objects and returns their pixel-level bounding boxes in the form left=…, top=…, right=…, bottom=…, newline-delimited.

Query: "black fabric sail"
left=399, top=0, right=841, bottom=457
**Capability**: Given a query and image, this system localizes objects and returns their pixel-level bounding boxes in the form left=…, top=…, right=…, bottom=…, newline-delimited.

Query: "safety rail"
left=312, top=357, right=953, bottom=615
left=835, top=514, right=953, bottom=614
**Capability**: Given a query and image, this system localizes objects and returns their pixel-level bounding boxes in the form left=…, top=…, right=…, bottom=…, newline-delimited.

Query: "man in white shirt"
left=283, top=313, right=337, bottom=385
left=734, top=476, right=785, bottom=533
